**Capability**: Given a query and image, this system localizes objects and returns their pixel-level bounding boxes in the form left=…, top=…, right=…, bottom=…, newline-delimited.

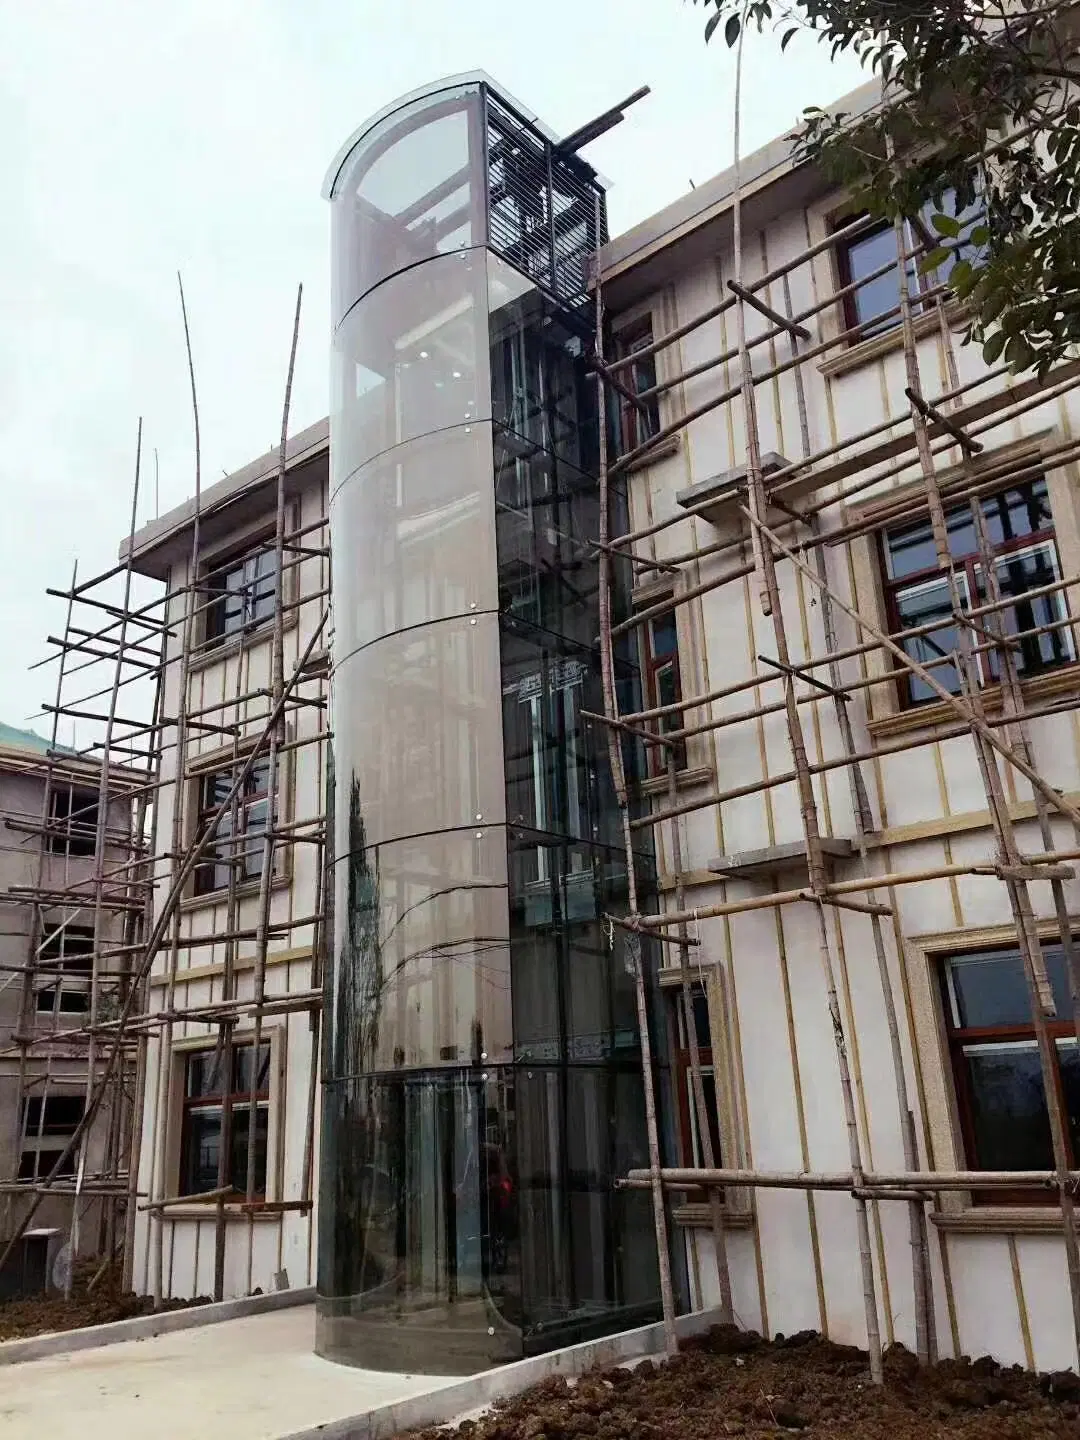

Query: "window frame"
left=938, top=942, right=1077, bottom=1207
left=34, top=922, right=95, bottom=1016
left=613, top=320, right=661, bottom=458
left=47, top=783, right=100, bottom=858
left=667, top=982, right=724, bottom=1204
left=178, top=1039, right=272, bottom=1200
left=201, top=536, right=280, bottom=650
left=18, top=1093, right=85, bottom=1181
left=191, top=753, right=276, bottom=899
left=877, top=476, right=1073, bottom=709
left=832, top=186, right=985, bottom=344
left=638, top=600, right=687, bottom=777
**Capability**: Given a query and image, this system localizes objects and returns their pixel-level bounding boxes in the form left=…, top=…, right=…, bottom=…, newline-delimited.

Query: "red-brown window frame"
left=639, top=604, right=687, bottom=777
left=668, top=984, right=723, bottom=1201
left=940, top=949, right=1076, bottom=1206
left=179, top=1041, right=270, bottom=1199
left=614, top=321, right=661, bottom=456
left=877, top=477, right=1071, bottom=709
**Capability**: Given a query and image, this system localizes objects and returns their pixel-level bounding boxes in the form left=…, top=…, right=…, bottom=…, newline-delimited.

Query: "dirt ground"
left=410, top=1328, right=1080, bottom=1440
left=0, top=1263, right=205, bottom=1342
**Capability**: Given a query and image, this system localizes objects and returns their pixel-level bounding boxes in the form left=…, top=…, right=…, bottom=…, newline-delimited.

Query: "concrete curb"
left=279, top=1305, right=725, bottom=1440
left=0, top=1284, right=315, bottom=1366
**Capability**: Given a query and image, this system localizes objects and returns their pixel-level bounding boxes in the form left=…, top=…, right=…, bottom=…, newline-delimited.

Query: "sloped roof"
left=0, top=721, right=58, bottom=757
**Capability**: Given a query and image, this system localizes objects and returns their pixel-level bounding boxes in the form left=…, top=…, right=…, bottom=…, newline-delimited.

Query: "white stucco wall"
left=132, top=463, right=328, bottom=1301
left=623, top=187, right=1080, bottom=1372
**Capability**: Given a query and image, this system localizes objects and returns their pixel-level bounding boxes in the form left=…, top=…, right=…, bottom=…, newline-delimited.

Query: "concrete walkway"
left=0, top=1304, right=453, bottom=1440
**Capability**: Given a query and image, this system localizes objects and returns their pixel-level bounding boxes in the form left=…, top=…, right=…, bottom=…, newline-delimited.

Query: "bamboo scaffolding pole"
left=212, top=617, right=249, bottom=1299
left=666, top=715, right=733, bottom=1319
left=623, top=1167, right=1080, bottom=1193
left=83, top=416, right=144, bottom=1285
left=594, top=193, right=678, bottom=1357
left=151, top=274, right=204, bottom=1309
left=244, top=282, right=302, bottom=1296
left=728, top=18, right=882, bottom=1379
left=784, top=268, right=936, bottom=1363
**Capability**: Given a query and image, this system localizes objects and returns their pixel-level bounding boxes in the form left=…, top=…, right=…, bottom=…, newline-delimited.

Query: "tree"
left=695, top=1, right=1080, bottom=376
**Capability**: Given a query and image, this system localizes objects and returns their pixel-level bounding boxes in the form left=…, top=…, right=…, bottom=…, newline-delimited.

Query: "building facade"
left=120, top=73, right=1080, bottom=1377
left=123, top=426, right=330, bottom=1302
left=0, top=723, right=138, bottom=1287
left=599, top=81, right=1080, bottom=1374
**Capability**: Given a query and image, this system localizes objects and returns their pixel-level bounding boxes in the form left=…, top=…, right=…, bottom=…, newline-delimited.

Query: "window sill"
left=620, top=434, right=681, bottom=475
left=187, top=608, right=297, bottom=675
left=931, top=1207, right=1078, bottom=1236
left=866, top=663, right=1080, bottom=741
left=674, top=1202, right=755, bottom=1229
left=819, top=301, right=968, bottom=380
left=179, top=870, right=291, bottom=914
left=638, top=763, right=713, bottom=798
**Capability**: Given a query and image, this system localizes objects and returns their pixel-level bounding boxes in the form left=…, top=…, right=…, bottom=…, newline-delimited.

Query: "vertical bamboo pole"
left=153, top=275, right=203, bottom=1307
left=84, top=418, right=143, bottom=1281
left=593, top=195, right=678, bottom=1355
left=731, top=16, right=883, bottom=1379
left=244, top=284, right=303, bottom=1293
left=665, top=720, right=733, bottom=1318
left=212, top=643, right=247, bottom=1299
left=783, top=271, right=935, bottom=1363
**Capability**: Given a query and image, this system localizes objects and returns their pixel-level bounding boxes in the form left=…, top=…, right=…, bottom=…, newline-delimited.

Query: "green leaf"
left=982, top=330, right=1007, bottom=365
left=931, top=212, right=961, bottom=239
left=725, top=12, right=741, bottom=46
left=949, top=259, right=974, bottom=293
left=970, top=225, right=989, bottom=247
left=780, top=26, right=797, bottom=51
left=918, top=246, right=951, bottom=274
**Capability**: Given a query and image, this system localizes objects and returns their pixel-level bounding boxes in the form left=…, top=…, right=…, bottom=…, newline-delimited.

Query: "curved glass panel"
left=330, top=84, right=485, bottom=325
left=333, top=612, right=506, bottom=851
left=325, top=825, right=512, bottom=1077
left=331, top=249, right=490, bottom=490
left=316, top=1069, right=521, bottom=1374
left=330, top=422, right=498, bottom=652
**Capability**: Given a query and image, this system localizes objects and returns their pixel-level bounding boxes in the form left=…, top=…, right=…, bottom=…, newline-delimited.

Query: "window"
left=18, top=1094, right=84, bottom=1180
left=192, top=756, right=274, bottom=897
left=881, top=476, right=1073, bottom=707
left=47, top=784, right=99, bottom=857
left=670, top=984, right=722, bottom=1183
left=35, top=923, right=94, bottom=1014
left=639, top=605, right=687, bottom=775
left=614, top=323, right=660, bottom=456
left=203, top=542, right=277, bottom=647
left=834, top=187, right=986, bottom=340
left=941, top=944, right=1078, bottom=1203
left=180, top=1042, right=270, bottom=1197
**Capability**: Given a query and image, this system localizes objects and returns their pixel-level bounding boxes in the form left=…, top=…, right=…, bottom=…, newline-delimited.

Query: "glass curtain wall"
left=321, top=76, right=666, bottom=1376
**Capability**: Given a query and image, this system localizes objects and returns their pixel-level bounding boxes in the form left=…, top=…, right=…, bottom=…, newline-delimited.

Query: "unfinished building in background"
left=9, top=66, right=1080, bottom=1382
left=0, top=720, right=143, bottom=1292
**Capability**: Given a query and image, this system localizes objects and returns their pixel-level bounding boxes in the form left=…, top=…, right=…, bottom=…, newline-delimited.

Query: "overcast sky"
left=0, top=0, right=862, bottom=738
